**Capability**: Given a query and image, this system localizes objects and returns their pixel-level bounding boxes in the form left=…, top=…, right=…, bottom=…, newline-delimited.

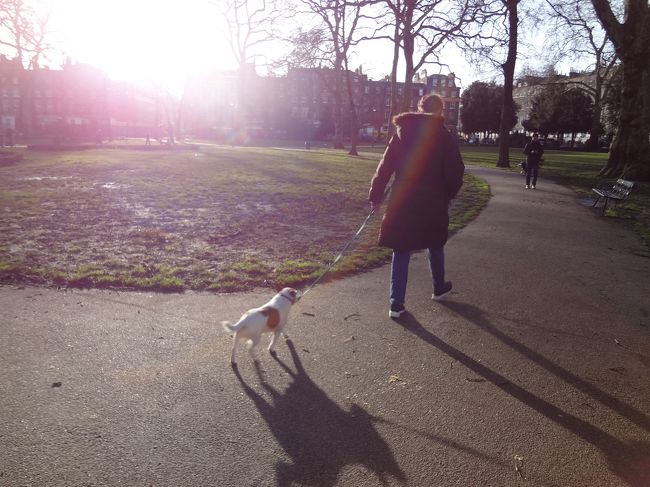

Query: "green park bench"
left=592, top=178, right=635, bottom=215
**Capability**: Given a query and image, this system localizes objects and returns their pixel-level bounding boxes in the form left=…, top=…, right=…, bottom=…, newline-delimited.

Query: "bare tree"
left=460, top=0, right=527, bottom=167
left=215, top=0, right=286, bottom=132
left=283, top=27, right=333, bottom=69
left=294, top=0, right=373, bottom=152
left=497, top=0, right=519, bottom=168
left=0, top=0, right=52, bottom=136
left=217, top=0, right=286, bottom=69
left=381, top=0, right=484, bottom=113
left=589, top=0, right=649, bottom=180
left=0, top=0, right=51, bottom=68
left=544, top=0, right=618, bottom=150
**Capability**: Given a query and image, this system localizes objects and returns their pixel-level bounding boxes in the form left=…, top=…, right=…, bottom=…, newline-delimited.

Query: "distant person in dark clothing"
left=523, top=133, right=544, bottom=189
left=368, top=94, right=465, bottom=318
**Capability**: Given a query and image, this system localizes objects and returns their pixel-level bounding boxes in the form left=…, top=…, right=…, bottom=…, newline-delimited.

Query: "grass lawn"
left=0, top=145, right=489, bottom=292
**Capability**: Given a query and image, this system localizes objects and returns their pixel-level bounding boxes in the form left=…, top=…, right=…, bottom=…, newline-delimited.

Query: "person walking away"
left=523, top=133, right=544, bottom=189
left=368, top=94, right=465, bottom=318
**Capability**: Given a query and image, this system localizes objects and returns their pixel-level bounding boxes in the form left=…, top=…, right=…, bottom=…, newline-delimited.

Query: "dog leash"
left=296, top=208, right=377, bottom=302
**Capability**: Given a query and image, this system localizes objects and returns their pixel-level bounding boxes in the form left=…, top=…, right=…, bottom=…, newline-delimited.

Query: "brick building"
left=420, top=72, right=462, bottom=133
left=2, top=54, right=463, bottom=144
left=182, top=66, right=461, bottom=142
left=0, top=56, right=164, bottom=143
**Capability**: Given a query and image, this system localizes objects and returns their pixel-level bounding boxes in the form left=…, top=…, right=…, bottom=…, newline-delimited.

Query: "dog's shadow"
left=233, top=340, right=406, bottom=487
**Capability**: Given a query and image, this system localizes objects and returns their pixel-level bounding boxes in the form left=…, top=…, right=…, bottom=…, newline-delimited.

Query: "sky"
left=45, top=0, right=516, bottom=95
left=48, top=0, right=228, bottom=94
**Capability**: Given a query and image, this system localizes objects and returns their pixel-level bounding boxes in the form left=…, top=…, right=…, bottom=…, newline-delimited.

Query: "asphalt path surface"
left=1, top=166, right=649, bottom=486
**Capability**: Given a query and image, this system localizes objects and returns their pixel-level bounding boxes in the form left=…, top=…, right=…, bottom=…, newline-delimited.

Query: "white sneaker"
left=432, top=282, right=453, bottom=300
left=531, top=185, right=536, bottom=189
left=525, top=185, right=530, bottom=189
left=389, top=303, right=405, bottom=318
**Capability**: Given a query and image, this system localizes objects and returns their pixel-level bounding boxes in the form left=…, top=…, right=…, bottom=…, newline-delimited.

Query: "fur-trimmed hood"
left=392, top=112, right=445, bottom=139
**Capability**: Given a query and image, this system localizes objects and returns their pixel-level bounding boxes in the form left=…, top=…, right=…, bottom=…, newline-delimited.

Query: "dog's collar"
left=279, top=293, right=295, bottom=304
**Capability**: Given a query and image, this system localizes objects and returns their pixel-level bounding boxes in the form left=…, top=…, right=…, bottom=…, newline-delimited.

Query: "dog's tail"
left=221, top=320, right=236, bottom=332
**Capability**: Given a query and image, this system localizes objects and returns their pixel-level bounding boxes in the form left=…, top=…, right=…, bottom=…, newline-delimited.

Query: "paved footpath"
left=1, top=167, right=649, bottom=487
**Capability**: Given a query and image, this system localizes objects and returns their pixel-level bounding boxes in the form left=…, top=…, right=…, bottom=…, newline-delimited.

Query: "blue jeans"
left=526, top=162, right=539, bottom=186
left=390, top=247, right=445, bottom=305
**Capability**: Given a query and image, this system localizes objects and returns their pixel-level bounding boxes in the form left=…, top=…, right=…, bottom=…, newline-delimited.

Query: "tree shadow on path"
left=233, top=340, right=407, bottom=487
left=440, top=301, right=650, bottom=434
left=394, top=312, right=650, bottom=486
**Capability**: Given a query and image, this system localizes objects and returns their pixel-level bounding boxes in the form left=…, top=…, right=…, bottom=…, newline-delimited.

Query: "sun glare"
left=50, top=0, right=230, bottom=93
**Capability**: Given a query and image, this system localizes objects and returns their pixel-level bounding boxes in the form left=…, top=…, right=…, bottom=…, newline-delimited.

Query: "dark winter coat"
left=368, top=112, right=465, bottom=251
left=523, top=139, right=544, bottom=165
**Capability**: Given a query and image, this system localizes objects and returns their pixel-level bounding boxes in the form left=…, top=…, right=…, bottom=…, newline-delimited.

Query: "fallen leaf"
left=51, top=382, right=62, bottom=388
left=514, top=455, right=524, bottom=479
left=609, top=366, right=626, bottom=374
left=344, top=336, right=355, bottom=343
left=515, top=455, right=524, bottom=479
left=388, top=375, right=403, bottom=384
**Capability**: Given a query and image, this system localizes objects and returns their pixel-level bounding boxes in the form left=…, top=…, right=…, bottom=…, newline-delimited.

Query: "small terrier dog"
left=222, top=287, right=298, bottom=365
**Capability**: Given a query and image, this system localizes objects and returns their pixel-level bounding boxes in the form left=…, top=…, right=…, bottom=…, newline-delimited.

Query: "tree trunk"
left=497, top=0, right=519, bottom=168
left=402, top=30, right=416, bottom=112
left=343, top=62, right=359, bottom=156
left=387, top=22, right=401, bottom=141
left=591, top=0, right=650, bottom=180
left=18, top=68, right=33, bottom=140
left=348, top=110, right=359, bottom=155
left=600, top=58, right=650, bottom=179
left=332, top=58, right=345, bottom=149
left=586, top=75, right=603, bottom=151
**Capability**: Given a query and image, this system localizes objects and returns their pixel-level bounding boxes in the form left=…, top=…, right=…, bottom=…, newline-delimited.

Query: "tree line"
left=460, top=71, right=619, bottom=150
left=1, top=0, right=648, bottom=179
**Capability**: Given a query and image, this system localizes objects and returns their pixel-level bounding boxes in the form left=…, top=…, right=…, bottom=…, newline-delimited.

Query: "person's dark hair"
left=418, top=94, right=444, bottom=115
left=532, top=133, right=539, bottom=138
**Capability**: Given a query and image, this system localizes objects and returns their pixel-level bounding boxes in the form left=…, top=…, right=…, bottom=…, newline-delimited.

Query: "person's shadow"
left=233, top=339, right=407, bottom=486
left=394, top=311, right=650, bottom=486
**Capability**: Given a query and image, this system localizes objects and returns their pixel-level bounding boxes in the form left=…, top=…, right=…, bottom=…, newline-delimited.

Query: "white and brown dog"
left=222, top=287, right=298, bottom=366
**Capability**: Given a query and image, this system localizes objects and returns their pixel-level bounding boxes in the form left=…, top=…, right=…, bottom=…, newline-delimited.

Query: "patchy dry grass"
left=0, top=145, right=489, bottom=292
